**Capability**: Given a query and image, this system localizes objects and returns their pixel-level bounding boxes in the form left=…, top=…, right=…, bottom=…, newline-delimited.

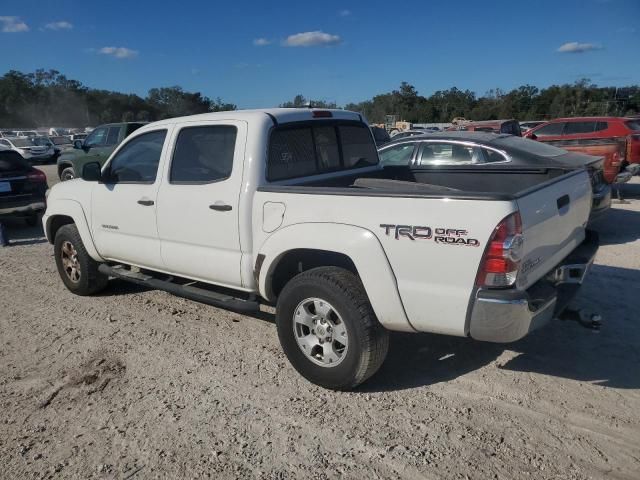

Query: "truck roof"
left=143, top=108, right=363, bottom=128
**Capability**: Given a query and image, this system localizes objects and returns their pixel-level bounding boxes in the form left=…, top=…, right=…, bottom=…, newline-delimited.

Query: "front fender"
left=257, top=223, right=414, bottom=332
left=43, top=199, right=104, bottom=262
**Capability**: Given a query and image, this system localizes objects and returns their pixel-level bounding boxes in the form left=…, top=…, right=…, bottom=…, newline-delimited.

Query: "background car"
left=523, top=116, right=640, bottom=183
left=378, top=132, right=611, bottom=222
left=57, top=122, right=146, bottom=181
left=0, top=137, right=56, bottom=163
left=519, top=121, right=546, bottom=133
left=389, top=129, right=435, bottom=141
left=446, top=119, right=522, bottom=136
left=0, top=150, right=47, bottom=226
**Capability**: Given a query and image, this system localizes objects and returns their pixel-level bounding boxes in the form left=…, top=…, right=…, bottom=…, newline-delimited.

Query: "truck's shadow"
left=590, top=204, right=640, bottom=245
left=362, top=263, right=640, bottom=393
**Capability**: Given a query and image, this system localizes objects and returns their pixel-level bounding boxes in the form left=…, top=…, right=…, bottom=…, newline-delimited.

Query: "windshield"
left=51, top=136, right=72, bottom=145
left=267, top=121, right=378, bottom=181
left=32, top=137, right=52, bottom=146
left=492, top=135, right=567, bottom=157
left=626, top=120, right=640, bottom=131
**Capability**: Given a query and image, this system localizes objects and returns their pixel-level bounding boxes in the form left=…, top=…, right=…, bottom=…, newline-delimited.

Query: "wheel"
left=60, top=166, right=75, bottom=181
left=25, top=214, right=39, bottom=227
left=54, top=224, right=108, bottom=295
left=276, top=267, right=389, bottom=390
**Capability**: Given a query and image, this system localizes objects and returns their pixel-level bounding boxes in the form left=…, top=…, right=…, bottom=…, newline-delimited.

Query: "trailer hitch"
left=558, top=308, right=602, bottom=331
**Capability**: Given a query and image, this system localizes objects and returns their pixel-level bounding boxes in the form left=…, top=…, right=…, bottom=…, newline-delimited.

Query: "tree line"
left=1, top=69, right=638, bottom=128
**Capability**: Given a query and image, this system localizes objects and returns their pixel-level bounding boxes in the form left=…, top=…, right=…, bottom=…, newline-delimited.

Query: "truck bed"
left=260, top=165, right=574, bottom=200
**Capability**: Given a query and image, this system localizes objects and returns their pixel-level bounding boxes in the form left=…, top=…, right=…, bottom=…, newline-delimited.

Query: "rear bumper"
left=0, top=201, right=46, bottom=218
left=469, top=230, right=599, bottom=343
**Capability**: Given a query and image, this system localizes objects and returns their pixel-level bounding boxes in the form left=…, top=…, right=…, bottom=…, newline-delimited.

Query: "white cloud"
left=283, top=31, right=341, bottom=47
left=44, top=21, right=73, bottom=31
left=339, top=9, right=351, bottom=16
left=99, top=46, right=138, bottom=59
left=557, top=42, right=601, bottom=53
left=0, top=16, right=29, bottom=33
left=253, top=37, right=271, bottom=46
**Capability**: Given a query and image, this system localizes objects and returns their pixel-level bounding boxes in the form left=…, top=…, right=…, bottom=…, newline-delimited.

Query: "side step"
left=98, top=264, right=259, bottom=313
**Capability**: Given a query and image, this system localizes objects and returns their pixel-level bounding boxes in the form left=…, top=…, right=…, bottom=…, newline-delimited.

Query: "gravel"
left=1, top=175, right=639, bottom=479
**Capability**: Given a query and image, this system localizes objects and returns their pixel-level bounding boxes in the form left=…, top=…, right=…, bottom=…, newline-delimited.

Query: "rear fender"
left=257, top=223, right=414, bottom=332
left=44, top=199, right=104, bottom=262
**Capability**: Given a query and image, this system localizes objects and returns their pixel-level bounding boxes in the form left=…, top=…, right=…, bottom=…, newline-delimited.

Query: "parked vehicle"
left=43, top=108, right=598, bottom=390
left=390, top=129, right=435, bottom=140
left=57, top=122, right=146, bottom=181
left=0, top=137, right=56, bottom=163
left=524, top=117, right=640, bottom=183
left=370, top=126, right=391, bottom=146
left=14, top=130, right=39, bottom=138
left=447, top=119, right=522, bottom=136
left=70, top=133, right=88, bottom=144
left=0, top=150, right=47, bottom=226
left=520, top=121, right=546, bottom=133
left=379, top=132, right=611, bottom=222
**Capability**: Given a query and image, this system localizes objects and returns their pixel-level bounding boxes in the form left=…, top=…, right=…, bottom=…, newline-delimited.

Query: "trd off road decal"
left=380, top=224, right=480, bottom=247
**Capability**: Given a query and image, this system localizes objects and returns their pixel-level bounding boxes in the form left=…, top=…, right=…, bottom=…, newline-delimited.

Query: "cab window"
left=85, top=127, right=108, bottom=147
left=533, top=122, right=565, bottom=136
left=170, top=126, right=237, bottom=183
left=564, top=122, right=596, bottom=135
left=106, top=130, right=167, bottom=183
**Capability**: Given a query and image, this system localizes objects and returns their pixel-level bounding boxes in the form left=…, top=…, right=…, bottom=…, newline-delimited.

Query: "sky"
left=1, top=0, right=639, bottom=108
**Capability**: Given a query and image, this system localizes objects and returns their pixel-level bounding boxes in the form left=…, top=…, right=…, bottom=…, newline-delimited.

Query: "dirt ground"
left=1, top=173, right=639, bottom=480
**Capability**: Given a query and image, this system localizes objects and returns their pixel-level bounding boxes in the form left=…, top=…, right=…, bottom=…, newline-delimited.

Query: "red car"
left=523, top=117, right=640, bottom=184
left=446, top=119, right=522, bottom=136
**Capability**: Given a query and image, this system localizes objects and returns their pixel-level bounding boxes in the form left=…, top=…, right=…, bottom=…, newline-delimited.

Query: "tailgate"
left=515, top=170, right=591, bottom=289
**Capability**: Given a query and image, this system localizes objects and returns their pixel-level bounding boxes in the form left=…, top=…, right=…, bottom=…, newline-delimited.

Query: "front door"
left=91, top=128, right=169, bottom=269
left=156, top=121, right=246, bottom=288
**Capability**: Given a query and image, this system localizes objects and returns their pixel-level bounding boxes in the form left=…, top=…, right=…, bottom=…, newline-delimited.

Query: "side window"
left=379, top=143, right=415, bottom=166
left=127, top=123, right=144, bottom=135
left=107, top=130, right=167, bottom=183
left=418, top=143, right=477, bottom=165
left=85, top=127, right=109, bottom=147
left=0, top=140, right=9, bottom=147
left=533, top=122, right=565, bottom=137
left=564, top=122, right=596, bottom=135
left=170, top=126, right=237, bottom=183
left=106, top=127, right=120, bottom=145
left=595, top=121, right=608, bottom=132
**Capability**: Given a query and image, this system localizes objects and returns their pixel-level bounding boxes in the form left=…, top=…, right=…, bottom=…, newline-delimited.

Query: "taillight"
left=27, top=169, right=46, bottom=183
left=312, top=110, right=332, bottom=118
left=476, top=212, right=524, bottom=288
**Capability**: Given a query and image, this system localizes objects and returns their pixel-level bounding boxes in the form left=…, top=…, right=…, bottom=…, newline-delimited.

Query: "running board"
left=98, top=264, right=259, bottom=313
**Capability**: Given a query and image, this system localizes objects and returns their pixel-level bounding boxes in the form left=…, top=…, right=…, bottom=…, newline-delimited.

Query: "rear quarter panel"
left=253, top=190, right=516, bottom=336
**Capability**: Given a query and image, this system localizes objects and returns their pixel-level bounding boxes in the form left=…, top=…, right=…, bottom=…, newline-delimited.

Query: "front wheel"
left=59, top=166, right=75, bottom=182
left=54, top=224, right=108, bottom=295
left=276, top=267, right=389, bottom=390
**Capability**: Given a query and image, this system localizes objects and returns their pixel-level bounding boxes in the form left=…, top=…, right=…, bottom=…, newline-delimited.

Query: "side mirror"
left=81, top=162, right=102, bottom=182
left=528, top=133, right=538, bottom=140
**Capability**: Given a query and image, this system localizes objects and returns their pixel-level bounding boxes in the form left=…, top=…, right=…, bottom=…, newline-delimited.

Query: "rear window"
left=0, top=150, right=29, bottom=172
left=493, top=136, right=568, bottom=157
left=267, top=122, right=378, bottom=181
left=625, top=120, right=640, bottom=131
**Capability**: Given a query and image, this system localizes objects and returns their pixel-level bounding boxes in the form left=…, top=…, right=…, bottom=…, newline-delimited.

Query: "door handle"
left=137, top=199, right=154, bottom=206
left=209, top=202, right=232, bottom=212
left=557, top=194, right=570, bottom=211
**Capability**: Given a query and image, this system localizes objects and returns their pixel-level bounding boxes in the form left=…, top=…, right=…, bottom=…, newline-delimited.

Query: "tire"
left=54, top=224, right=108, bottom=295
left=60, top=166, right=75, bottom=182
left=25, top=214, right=39, bottom=227
left=276, top=267, right=389, bottom=390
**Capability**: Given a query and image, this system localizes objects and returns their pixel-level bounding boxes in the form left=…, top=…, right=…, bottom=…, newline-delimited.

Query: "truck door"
left=91, top=128, right=169, bottom=269
left=156, top=121, right=246, bottom=288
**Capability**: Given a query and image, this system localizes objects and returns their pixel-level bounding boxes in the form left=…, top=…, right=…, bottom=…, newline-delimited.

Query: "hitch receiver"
left=559, top=308, right=602, bottom=331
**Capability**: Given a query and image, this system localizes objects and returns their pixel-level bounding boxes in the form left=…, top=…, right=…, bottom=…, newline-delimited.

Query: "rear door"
left=515, top=170, right=592, bottom=289
left=156, top=121, right=246, bottom=288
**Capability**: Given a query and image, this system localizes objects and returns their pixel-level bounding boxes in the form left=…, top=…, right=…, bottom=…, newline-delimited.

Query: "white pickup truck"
left=44, top=108, right=599, bottom=390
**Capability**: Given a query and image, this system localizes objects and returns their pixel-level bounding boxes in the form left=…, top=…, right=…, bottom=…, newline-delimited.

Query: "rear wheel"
left=54, top=224, right=108, bottom=295
left=276, top=267, right=389, bottom=390
left=60, top=166, right=75, bottom=182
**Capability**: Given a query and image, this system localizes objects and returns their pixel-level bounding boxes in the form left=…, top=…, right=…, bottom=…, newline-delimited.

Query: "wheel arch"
left=44, top=200, right=104, bottom=262
left=257, top=223, right=414, bottom=332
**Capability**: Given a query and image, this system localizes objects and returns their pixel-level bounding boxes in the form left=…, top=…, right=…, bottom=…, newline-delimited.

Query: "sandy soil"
left=1, top=176, right=639, bottom=479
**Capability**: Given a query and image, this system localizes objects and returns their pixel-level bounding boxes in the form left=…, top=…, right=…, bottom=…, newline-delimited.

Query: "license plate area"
left=0, top=181, right=12, bottom=193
